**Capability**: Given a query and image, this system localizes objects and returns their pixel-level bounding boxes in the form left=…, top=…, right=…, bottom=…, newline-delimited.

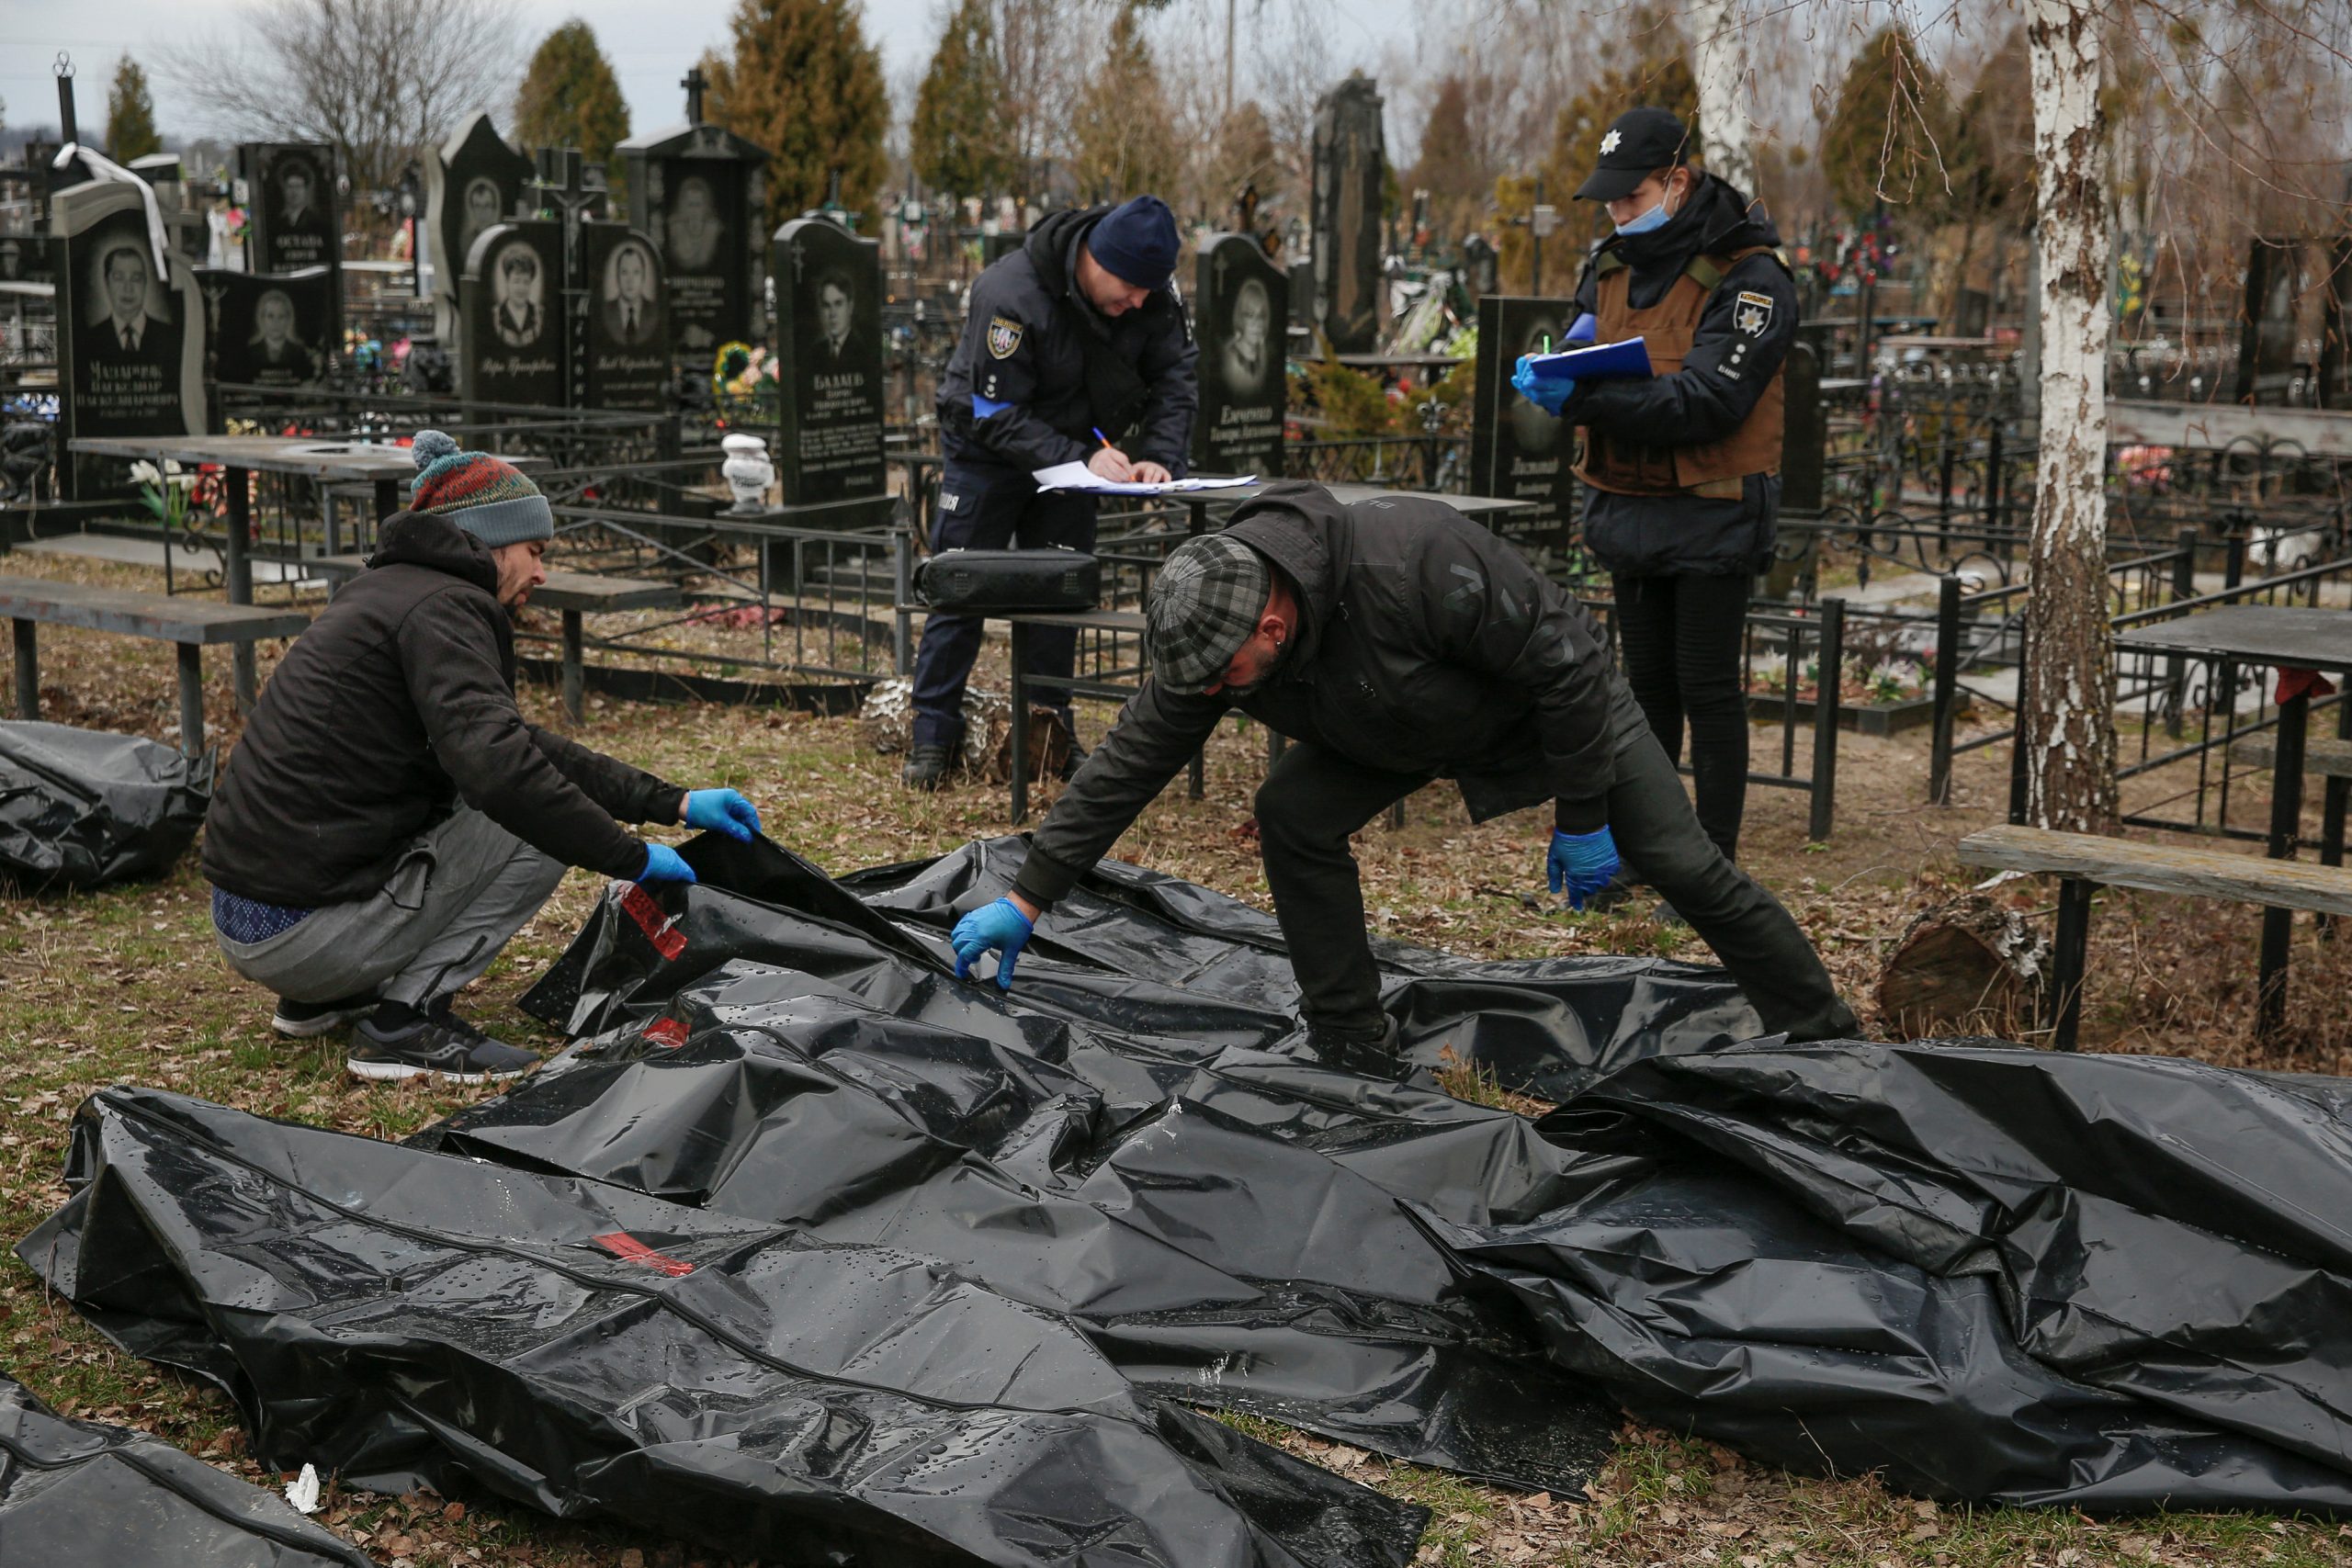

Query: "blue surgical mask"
left=1615, top=197, right=1673, bottom=236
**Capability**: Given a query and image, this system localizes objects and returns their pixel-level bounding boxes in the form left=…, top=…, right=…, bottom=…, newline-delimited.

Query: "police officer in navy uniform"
left=907, top=195, right=1198, bottom=789
left=1516, top=107, right=1796, bottom=914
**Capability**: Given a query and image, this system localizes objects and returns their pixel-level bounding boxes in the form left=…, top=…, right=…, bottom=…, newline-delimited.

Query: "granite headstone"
left=426, top=114, right=534, bottom=353
left=1470, top=296, right=1575, bottom=548
left=198, top=266, right=332, bottom=389
left=772, top=217, right=885, bottom=505
left=1193, top=233, right=1288, bottom=478
left=54, top=179, right=207, bottom=498
left=460, top=220, right=566, bottom=407
left=582, top=221, right=670, bottom=412
left=1311, top=73, right=1385, bottom=353
left=619, top=112, right=769, bottom=358
left=1779, top=338, right=1825, bottom=513
left=241, top=142, right=340, bottom=344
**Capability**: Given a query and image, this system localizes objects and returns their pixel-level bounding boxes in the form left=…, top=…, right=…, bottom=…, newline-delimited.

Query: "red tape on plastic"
left=644, top=1017, right=689, bottom=1048
left=618, top=884, right=686, bottom=960
left=590, top=1231, right=695, bottom=1276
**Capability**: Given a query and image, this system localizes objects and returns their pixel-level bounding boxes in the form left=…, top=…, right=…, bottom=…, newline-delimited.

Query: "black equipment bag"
left=916, top=547, right=1102, bottom=613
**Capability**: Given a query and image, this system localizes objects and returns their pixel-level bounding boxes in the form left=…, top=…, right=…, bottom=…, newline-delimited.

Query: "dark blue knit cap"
left=1087, top=195, right=1180, bottom=290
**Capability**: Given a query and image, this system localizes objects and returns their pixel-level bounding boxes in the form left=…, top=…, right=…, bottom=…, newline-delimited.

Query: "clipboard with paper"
left=1521, top=334, right=1655, bottom=383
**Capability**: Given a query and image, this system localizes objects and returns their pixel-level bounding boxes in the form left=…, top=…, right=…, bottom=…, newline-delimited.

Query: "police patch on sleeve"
left=987, top=314, right=1023, bottom=359
left=1734, top=291, right=1774, bottom=337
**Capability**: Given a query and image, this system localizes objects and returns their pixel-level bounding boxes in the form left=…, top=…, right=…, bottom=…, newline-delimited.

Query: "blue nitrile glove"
left=1546, top=827, right=1621, bottom=911
left=1511, top=355, right=1575, bottom=416
left=639, top=843, right=698, bottom=885
left=951, top=897, right=1035, bottom=990
left=684, top=787, right=762, bottom=841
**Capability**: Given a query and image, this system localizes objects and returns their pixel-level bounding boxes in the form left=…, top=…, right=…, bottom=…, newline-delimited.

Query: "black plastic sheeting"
left=0, top=721, right=211, bottom=890
left=0, top=1373, right=377, bottom=1566
left=23, top=1087, right=1428, bottom=1568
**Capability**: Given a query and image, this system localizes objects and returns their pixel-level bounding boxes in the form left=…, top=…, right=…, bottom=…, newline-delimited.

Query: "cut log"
left=1877, top=894, right=2049, bottom=1040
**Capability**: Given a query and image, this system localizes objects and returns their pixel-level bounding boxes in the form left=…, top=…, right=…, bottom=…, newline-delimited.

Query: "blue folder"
left=1522, top=335, right=1654, bottom=382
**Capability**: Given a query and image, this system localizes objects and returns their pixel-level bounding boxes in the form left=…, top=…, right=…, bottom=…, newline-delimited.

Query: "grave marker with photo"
left=1193, top=233, right=1288, bottom=477
left=425, top=114, right=534, bottom=355
left=618, top=70, right=769, bottom=360
left=582, top=220, right=670, bottom=412
left=240, top=142, right=340, bottom=345
left=198, top=266, right=333, bottom=390
left=772, top=217, right=886, bottom=507
left=53, top=179, right=207, bottom=498
left=459, top=220, right=566, bottom=408
left=1470, top=295, right=1577, bottom=549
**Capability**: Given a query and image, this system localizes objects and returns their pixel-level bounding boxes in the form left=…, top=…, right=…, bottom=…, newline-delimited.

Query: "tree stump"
left=1877, top=894, right=2050, bottom=1041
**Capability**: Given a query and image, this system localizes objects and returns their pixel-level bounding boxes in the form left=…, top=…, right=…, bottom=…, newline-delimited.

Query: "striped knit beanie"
left=407, top=430, right=552, bottom=547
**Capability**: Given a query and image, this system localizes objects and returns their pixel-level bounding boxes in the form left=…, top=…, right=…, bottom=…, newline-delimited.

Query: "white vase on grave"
left=720, top=434, right=774, bottom=514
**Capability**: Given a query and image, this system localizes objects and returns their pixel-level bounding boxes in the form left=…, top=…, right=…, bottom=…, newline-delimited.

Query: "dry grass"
left=0, top=543, right=2348, bottom=1566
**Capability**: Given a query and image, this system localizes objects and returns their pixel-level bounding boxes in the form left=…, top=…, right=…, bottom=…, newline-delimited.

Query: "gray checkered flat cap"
left=1147, top=533, right=1272, bottom=694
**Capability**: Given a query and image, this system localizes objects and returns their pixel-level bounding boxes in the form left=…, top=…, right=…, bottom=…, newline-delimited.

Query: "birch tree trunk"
left=2023, top=0, right=2119, bottom=831
left=1690, top=0, right=1756, bottom=195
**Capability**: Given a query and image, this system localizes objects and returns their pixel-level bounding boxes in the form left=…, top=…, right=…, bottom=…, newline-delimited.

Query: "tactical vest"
left=1572, top=246, right=1786, bottom=502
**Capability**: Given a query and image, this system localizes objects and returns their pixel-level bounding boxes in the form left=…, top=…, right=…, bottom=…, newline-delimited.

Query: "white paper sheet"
left=1032, top=463, right=1260, bottom=496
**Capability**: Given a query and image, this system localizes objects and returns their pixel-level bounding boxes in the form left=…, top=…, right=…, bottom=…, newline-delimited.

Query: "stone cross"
left=683, top=66, right=707, bottom=127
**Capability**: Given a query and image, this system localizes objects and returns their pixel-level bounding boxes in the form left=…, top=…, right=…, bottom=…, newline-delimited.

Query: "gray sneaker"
left=347, top=1009, right=538, bottom=1084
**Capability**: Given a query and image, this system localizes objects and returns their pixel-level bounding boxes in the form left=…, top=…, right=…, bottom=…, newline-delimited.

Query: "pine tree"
left=107, top=55, right=160, bottom=164
left=910, top=0, right=1013, bottom=199
left=704, top=0, right=888, bottom=231
left=1819, top=24, right=1958, bottom=217
left=514, top=21, right=631, bottom=175
left=1069, top=5, right=1179, bottom=204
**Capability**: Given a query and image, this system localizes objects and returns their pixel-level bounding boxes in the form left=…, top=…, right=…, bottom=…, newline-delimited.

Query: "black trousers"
left=1253, top=682, right=1855, bottom=1042
left=1611, top=571, right=1753, bottom=861
left=910, top=457, right=1098, bottom=748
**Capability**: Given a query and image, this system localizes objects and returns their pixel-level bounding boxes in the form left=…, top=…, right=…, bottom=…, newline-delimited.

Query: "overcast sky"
left=0, top=0, right=1411, bottom=154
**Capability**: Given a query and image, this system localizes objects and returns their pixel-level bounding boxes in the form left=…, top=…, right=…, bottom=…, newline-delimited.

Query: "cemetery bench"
left=308, top=556, right=678, bottom=723
left=0, top=577, right=308, bottom=754
left=1956, top=824, right=2352, bottom=1052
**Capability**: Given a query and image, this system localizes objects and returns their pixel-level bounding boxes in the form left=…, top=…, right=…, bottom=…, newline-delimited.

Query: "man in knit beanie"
left=909, top=192, right=1197, bottom=790
left=202, top=431, right=765, bottom=1084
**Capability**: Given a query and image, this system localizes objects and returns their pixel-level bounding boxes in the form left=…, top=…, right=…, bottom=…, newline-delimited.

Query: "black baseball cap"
left=1574, top=107, right=1695, bottom=202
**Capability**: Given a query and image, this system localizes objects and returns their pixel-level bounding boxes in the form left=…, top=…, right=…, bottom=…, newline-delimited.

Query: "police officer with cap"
left=908, top=195, right=1199, bottom=789
left=1514, top=107, right=1796, bottom=904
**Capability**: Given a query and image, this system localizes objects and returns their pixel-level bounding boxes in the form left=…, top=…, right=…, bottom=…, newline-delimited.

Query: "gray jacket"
left=1014, top=482, right=1617, bottom=908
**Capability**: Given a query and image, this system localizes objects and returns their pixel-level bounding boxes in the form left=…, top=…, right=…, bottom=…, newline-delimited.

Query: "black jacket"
left=1015, top=482, right=1617, bottom=908
left=1565, top=173, right=1796, bottom=577
left=937, top=206, right=1198, bottom=473
left=203, top=513, right=683, bottom=907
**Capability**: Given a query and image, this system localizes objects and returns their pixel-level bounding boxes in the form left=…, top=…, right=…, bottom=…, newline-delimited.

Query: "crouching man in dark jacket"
left=946, top=481, right=1856, bottom=1073
left=202, top=432, right=763, bottom=1084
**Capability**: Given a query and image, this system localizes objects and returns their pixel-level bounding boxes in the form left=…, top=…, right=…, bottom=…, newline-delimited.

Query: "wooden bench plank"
left=1957, top=825, right=2352, bottom=917
left=309, top=556, right=679, bottom=614
left=2230, top=734, right=2352, bottom=778
left=0, top=577, right=309, bottom=645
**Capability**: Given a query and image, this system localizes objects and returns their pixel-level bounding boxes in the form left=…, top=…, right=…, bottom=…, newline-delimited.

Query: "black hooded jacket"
left=203, top=512, right=683, bottom=908
left=937, top=205, right=1198, bottom=473
left=1014, top=483, right=1618, bottom=908
left=1563, top=172, right=1796, bottom=577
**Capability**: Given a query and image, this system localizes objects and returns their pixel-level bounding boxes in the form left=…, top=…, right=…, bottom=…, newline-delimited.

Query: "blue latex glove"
left=951, top=897, right=1035, bottom=990
left=1546, top=827, right=1621, bottom=911
left=1511, top=355, right=1576, bottom=416
left=684, top=787, right=762, bottom=841
left=639, top=843, right=698, bottom=885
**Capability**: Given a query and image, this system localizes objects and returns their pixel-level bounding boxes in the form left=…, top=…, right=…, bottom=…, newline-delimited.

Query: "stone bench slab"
left=0, top=577, right=309, bottom=645
left=1958, top=824, right=2352, bottom=918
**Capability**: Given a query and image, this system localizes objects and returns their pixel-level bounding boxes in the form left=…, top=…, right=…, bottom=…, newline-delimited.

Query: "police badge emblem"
left=1734, top=290, right=1774, bottom=336
left=987, top=315, right=1023, bottom=358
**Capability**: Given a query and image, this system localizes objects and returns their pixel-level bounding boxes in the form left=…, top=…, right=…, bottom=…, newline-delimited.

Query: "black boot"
left=902, top=742, right=953, bottom=791
left=1306, top=1015, right=1404, bottom=1079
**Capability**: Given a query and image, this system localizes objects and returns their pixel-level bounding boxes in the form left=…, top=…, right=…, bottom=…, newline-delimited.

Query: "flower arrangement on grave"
left=130, top=458, right=201, bottom=536
left=711, top=341, right=778, bottom=426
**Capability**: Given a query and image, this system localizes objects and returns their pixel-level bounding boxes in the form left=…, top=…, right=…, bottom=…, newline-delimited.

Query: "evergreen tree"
left=1069, top=5, right=1179, bottom=204
left=910, top=0, right=1013, bottom=199
left=107, top=55, right=160, bottom=164
left=1205, top=100, right=1279, bottom=221
left=1820, top=24, right=1958, bottom=217
left=704, top=0, right=888, bottom=231
left=514, top=20, right=631, bottom=185
left=1409, top=77, right=1482, bottom=242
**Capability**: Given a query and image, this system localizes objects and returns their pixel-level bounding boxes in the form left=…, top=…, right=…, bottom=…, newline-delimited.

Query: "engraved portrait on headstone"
left=667, top=175, right=723, bottom=272
left=620, top=111, right=767, bottom=355
left=460, top=220, right=565, bottom=406
left=425, top=115, right=535, bottom=354
left=54, top=179, right=206, bottom=497
left=582, top=220, right=669, bottom=411
left=773, top=217, right=885, bottom=506
left=245, top=143, right=335, bottom=272
left=1470, top=296, right=1577, bottom=548
left=1193, top=233, right=1288, bottom=478
left=199, top=266, right=331, bottom=389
